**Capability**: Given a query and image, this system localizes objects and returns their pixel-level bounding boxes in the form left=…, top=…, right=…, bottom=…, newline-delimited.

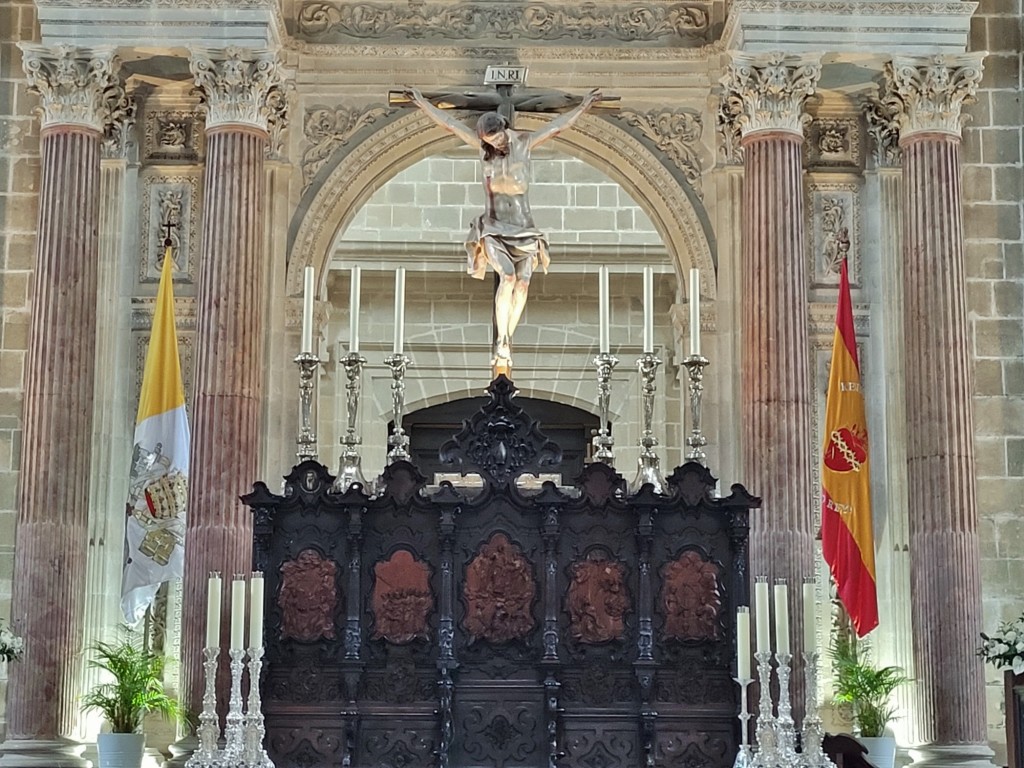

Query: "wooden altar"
left=243, top=376, right=760, bottom=767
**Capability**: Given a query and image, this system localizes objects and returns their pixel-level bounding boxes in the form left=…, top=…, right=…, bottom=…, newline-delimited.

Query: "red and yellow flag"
left=821, top=259, right=878, bottom=637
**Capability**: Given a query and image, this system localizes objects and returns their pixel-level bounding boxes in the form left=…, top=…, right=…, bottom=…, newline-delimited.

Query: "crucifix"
left=389, top=66, right=617, bottom=378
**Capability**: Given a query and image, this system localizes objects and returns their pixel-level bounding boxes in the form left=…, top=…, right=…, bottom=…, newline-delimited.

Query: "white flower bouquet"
left=0, top=620, right=24, bottom=662
left=979, top=614, right=1024, bottom=675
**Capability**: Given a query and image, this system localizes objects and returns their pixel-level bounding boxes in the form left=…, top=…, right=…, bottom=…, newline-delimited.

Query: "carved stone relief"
left=278, top=548, right=339, bottom=642
left=861, top=96, right=901, bottom=168
left=804, top=117, right=861, bottom=168
left=566, top=554, right=629, bottom=644
left=371, top=548, right=433, bottom=644
left=463, top=533, right=536, bottom=644
left=808, top=183, right=860, bottom=287
left=143, top=109, right=203, bottom=162
left=302, top=105, right=393, bottom=188
left=140, top=173, right=199, bottom=283
left=659, top=549, right=721, bottom=641
left=615, top=108, right=703, bottom=197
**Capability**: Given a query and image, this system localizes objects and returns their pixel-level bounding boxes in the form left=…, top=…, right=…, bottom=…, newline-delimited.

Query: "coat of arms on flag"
left=121, top=245, right=190, bottom=624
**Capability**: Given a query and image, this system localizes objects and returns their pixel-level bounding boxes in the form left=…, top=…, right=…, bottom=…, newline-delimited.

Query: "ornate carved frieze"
left=140, top=172, right=200, bottom=283
left=189, top=47, right=286, bottom=133
left=659, top=549, right=721, bottom=641
left=861, top=95, right=901, bottom=167
left=463, top=533, right=536, bottom=644
left=143, top=109, right=203, bottom=163
left=371, top=549, right=433, bottom=644
left=720, top=52, right=821, bottom=139
left=278, top=549, right=339, bottom=642
left=102, top=91, right=136, bottom=159
left=615, top=108, right=703, bottom=197
left=883, top=53, right=984, bottom=139
left=302, top=104, right=393, bottom=188
left=807, top=182, right=860, bottom=287
left=297, top=1, right=710, bottom=44
left=805, top=117, right=861, bottom=168
left=20, top=43, right=123, bottom=132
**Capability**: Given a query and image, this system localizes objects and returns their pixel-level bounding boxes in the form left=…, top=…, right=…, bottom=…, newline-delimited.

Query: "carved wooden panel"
left=566, top=554, right=629, bottom=644
left=463, top=532, right=536, bottom=645
left=279, top=548, right=339, bottom=642
left=372, top=548, right=433, bottom=644
left=660, top=548, right=722, bottom=641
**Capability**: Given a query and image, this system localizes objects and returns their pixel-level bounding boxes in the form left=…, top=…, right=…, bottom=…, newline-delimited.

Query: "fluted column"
left=0, top=45, right=121, bottom=768
left=884, top=54, right=995, bottom=768
left=178, top=46, right=285, bottom=733
left=721, top=52, right=821, bottom=718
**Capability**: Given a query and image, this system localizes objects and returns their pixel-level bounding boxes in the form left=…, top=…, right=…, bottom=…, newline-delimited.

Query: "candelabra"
left=384, top=352, right=411, bottom=463
left=294, top=351, right=319, bottom=461
left=185, top=647, right=222, bottom=768
left=751, top=650, right=778, bottom=768
left=222, top=647, right=247, bottom=765
left=801, top=650, right=836, bottom=768
left=331, top=351, right=369, bottom=492
left=774, top=652, right=798, bottom=761
left=629, top=351, right=666, bottom=494
left=682, top=353, right=710, bottom=463
left=243, top=645, right=274, bottom=768
left=733, top=677, right=754, bottom=768
left=592, top=352, right=618, bottom=464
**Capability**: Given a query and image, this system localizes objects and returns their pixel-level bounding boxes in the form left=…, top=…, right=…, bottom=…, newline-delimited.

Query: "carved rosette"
left=720, top=52, right=821, bottom=139
left=20, top=43, right=123, bottom=133
left=861, top=95, right=901, bottom=167
left=883, top=54, right=985, bottom=140
left=189, top=47, right=286, bottom=133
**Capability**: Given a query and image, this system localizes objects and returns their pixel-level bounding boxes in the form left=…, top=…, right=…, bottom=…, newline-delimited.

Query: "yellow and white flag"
left=121, top=247, right=190, bottom=624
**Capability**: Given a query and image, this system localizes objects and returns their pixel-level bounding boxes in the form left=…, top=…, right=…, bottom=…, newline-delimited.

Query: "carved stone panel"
left=659, top=549, right=721, bottom=641
left=566, top=554, right=629, bottom=644
left=804, top=117, right=861, bottom=168
left=372, top=548, right=433, bottom=644
left=139, top=172, right=200, bottom=283
left=808, top=183, right=861, bottom=288
left=143, top=109, right=202, bottom=163
left=279, top=548, right=339, bottom=642
left=463, top=532, right=536, bottom=644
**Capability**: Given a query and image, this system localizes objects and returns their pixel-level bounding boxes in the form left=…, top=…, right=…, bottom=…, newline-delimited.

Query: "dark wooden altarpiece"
left=243, top=376, right=760, bottom=768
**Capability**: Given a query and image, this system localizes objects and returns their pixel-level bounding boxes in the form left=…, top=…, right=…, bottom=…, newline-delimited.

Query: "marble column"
left=176, top=46, right=285, bottom=739
left=884, top=54, right=995, bottom=768
left=0, top=45, right=121, bottom=768
left=721, top=52, right=821, bottom=717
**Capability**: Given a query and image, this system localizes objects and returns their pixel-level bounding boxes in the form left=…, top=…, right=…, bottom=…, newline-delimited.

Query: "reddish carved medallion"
left=278, top=549, right=338, bottom=642
left=372, top=549, right=433, bottom=644
left=566, top=556, right=629, bottom=644
left=463, top=533, right=536, bottom=643
left=660, top=550, right=721, bottom=641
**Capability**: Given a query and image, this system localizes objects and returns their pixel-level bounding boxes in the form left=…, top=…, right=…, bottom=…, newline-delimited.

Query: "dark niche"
left=371, top=549, right=433, bottom=645
left=463, top=532, right=536, bottom=644
left=660, top=549, right=722, bottom=641
left=279, top=548, right=338, bottom=642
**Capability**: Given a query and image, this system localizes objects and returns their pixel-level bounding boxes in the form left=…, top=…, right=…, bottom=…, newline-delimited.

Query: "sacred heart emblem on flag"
left=823, top=425, right=868, bottom=473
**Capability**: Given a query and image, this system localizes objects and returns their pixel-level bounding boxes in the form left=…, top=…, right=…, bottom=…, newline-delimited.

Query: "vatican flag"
left=121, top=246, right=190, bottom=625
left=821, top=258, right=878, bottom=637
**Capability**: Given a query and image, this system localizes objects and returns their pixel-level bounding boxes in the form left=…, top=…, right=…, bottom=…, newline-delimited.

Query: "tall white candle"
left=301, top=266, right=314, bottom=355
left=205, top=572, right=222, bottom=649
left=803, top=579, right=817, bottom=652
left=393, top=267, right=406, bottom=354
left=349, top=266, right=361, bottom=353
left=736, top=606, right=751, bottom=679
left=689, top=267, right=701, bottom=356
left=599, top=266, right=610, bottom=354
left=249, top=572, right=265, bottom=650
left=642, top=266, right=654, bottom=353
left=774, top=580, right=790, bottom=655
left=230, top=576, right=246, bottom=651
left=754, top=579, right=770, bottom=653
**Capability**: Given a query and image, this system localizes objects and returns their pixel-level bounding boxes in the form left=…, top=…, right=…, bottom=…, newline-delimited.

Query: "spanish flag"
left=821, top=259, right=878, bottom=637
left=121, top=246, right=190, bottom=624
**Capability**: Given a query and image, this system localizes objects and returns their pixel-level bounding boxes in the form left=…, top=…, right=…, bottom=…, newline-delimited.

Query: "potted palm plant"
left=81, top=638, right=182, bottom=768
left=831, top=635, right=909, bottom=768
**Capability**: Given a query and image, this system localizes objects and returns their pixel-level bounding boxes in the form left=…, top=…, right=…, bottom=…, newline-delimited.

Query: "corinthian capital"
left=20, top=44, right=122, bottom=133
left=190, top=47, right=286, bottom=133
left=884, top=54, right=985, bottom=139
left=720, top=52, right=821, bottom=139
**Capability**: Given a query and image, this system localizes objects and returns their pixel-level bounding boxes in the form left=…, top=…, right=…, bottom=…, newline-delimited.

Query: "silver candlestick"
left=242, top=645, right=274, bottom=768
left=801, top=650, right=836, bottom=768
left=331, top=351, right=369, bottom=492
left=734, top=677, right=754, bottom=768
left=384, top=352, right=411, bottom=463
left=629, top=351, right=666, bottom=493
left=682, top=353, right=710, bottom=463
left=184, top=646, right=222, bottom=768
left=222, top=647, right=247, bottom=765
left=751, top=650, right=778, bottom=768
left=294, top=351, right=320, bottom=461
left=592, top=351, right=619, bottom=464
left=774, top=651, right=799, bottom=764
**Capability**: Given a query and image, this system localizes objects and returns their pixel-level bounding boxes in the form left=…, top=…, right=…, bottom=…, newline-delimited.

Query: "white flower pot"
left=861, top=735, right=897, bottom=768
left=96, top=732, right=145, bottom=768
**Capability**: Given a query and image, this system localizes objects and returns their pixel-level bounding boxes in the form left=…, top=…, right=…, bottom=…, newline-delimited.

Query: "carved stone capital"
left=720, top=52, right=821, bottom=139
left=861, top=94, right=901, bottom=167
left=20, top=44, right=122, bottom=133
left=189, top=47, right=286, bottom=133
left=883, top=53, right=985, bottom=140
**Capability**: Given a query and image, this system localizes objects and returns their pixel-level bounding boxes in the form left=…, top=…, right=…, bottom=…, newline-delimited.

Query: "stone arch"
left=287, top=110, right=716, bottom=300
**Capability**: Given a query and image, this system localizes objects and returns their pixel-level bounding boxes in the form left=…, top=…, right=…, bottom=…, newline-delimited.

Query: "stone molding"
left=614, top=108, right=704, bottom=198
left=861, top=95, right=901, bottom=167
left=20, top=43, right=123, bottom=132
left=189, top=47, right=286, bottom=133
left=884, top=53, right=985, bottom=140
left=720, top=52, right=821, bottom=139
left=302, top=104, right=394, bottom=189
left=296, top=0, right=710, bottom=45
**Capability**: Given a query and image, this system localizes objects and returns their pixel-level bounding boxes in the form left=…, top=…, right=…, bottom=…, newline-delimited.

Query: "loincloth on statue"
left=465, top=215, right=550, bottom=280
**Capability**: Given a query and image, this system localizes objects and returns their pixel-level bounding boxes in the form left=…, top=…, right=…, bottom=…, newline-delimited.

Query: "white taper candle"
left=599, top=266, right=610, bottom=354
left=642, top=266, right=654, bottom=353
left=230, top=576, right=246, bottom=652
left=301, top=266, right=314, bottom=355
left=205, top=572, right=222, bottom=649
left=249, top=572, right=264, bottom=649
left=689, top=267, right=701, bottom=356
left=349, top=266, right=361, bottom=353
left=736, top=606, right=751, bottom=679
left=393, top=267, right=406, bottom=354
left=754, top=579, right=770, bottom=653
left=803, top=579, right=817, bottom=652
left=774, top=580, right=790, bottom=655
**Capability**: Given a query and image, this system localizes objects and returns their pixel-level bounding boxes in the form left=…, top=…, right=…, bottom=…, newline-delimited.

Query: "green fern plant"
left=831, top=634, right=909, bottom=738
left=81, top=639, right=182, bottom=734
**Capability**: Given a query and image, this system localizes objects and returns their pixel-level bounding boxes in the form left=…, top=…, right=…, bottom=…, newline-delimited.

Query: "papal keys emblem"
left=823, top=424, right=868, bottom=473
